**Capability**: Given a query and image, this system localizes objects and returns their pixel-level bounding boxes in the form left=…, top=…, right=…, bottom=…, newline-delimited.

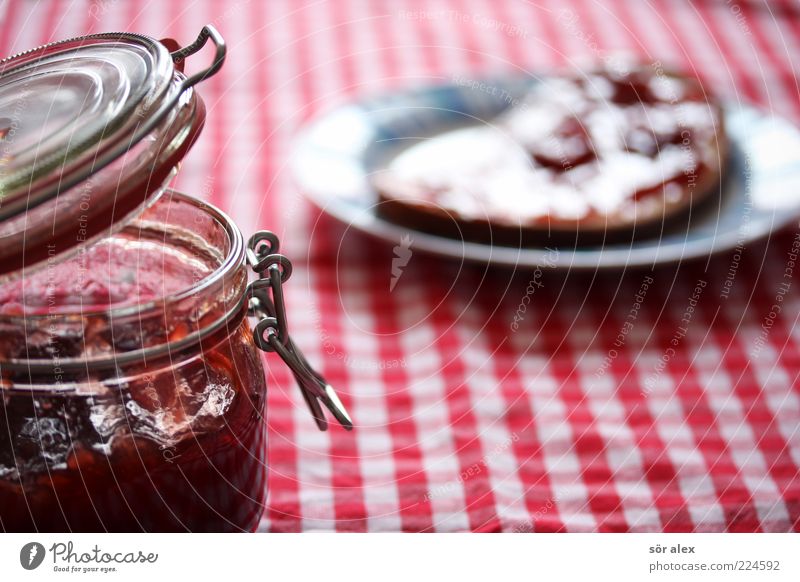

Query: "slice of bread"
left=374, top=65, right=727, bottom=246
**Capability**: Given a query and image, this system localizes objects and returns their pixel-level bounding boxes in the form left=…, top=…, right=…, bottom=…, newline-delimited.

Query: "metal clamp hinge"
left=246, top=231, right=353, bottom=431
left=169, top=25, right=226, bottom=89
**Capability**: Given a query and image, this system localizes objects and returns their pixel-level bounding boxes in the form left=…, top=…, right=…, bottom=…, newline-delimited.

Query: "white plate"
left=291, top=79, right=800, bottom=269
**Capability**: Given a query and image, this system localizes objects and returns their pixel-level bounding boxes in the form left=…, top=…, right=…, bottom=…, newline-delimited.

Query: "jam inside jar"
left=0, top=193, right=268, bottom=532
left=0, top=26, right=351, bottom=532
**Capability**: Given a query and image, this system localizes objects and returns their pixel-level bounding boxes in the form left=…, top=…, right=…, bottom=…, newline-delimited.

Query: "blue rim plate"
left=290, top=78, right=800, bottom=270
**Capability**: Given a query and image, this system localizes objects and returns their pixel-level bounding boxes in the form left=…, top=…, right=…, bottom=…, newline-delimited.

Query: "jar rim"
left=0, top=191, right=248, bottom=372
left=105, top=190, right=246, bottom=319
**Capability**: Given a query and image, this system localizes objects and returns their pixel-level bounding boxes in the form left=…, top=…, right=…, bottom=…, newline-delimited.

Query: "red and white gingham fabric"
left=3, top=0, right=799, bottom=532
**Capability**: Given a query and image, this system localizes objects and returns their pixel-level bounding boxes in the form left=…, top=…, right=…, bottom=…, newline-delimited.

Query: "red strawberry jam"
left=0, top=194, right=268, bottom=532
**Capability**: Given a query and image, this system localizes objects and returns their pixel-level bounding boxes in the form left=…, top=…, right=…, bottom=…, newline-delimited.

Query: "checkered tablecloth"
left=4, top=0, right=799, bottom=532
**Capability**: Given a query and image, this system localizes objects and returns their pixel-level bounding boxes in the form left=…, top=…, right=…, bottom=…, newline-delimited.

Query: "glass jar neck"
left=0, top=191, right=247, bottom=378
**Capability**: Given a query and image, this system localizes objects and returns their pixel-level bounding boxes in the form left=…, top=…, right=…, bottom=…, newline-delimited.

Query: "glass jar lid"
left=0, top=26, right=226, bottom=279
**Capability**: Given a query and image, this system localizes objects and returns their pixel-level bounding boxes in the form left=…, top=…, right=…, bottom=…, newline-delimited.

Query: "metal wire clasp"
left=245, top=231, right=353, bottom=431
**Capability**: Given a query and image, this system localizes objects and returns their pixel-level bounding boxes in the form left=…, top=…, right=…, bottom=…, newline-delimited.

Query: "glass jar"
left=0, top=26, right=351, bottom=532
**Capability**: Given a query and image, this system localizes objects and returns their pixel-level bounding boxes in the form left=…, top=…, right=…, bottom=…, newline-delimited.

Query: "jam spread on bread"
left=374, top=65, right=726, bottom=245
